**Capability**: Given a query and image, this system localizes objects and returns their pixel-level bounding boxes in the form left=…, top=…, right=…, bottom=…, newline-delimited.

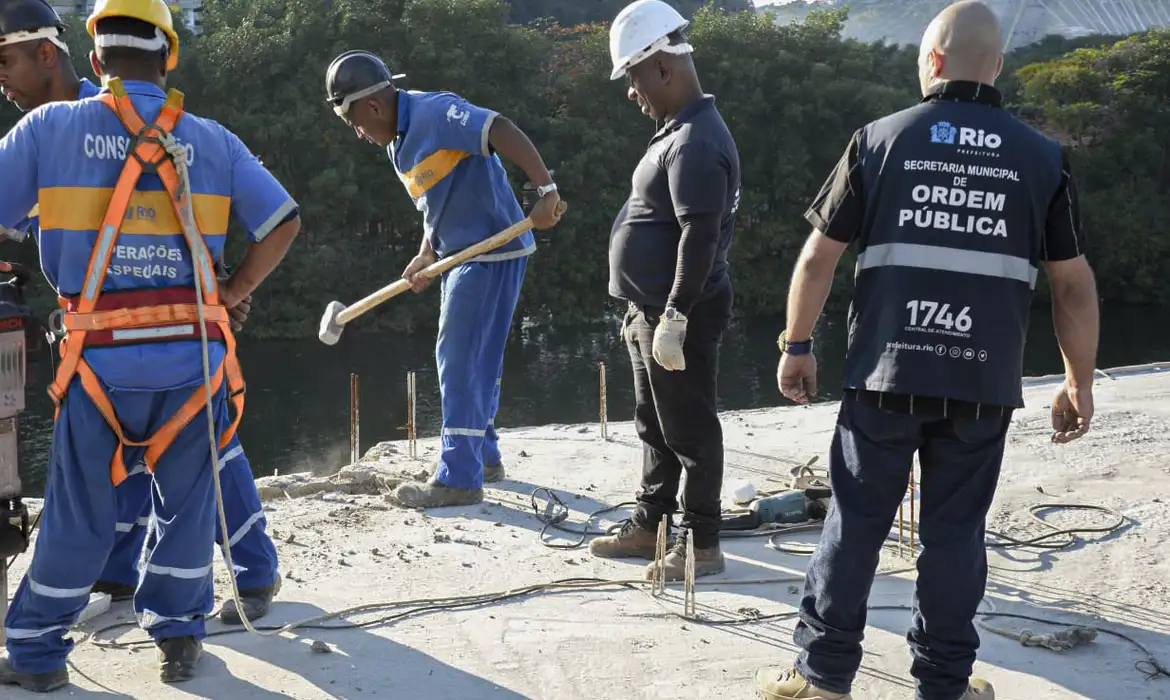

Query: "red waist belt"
left=58, top=286, right=227, bottom=346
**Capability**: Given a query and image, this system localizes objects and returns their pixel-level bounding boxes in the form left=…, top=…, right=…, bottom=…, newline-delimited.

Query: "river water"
left=14, top=303, right=1167, bottom=494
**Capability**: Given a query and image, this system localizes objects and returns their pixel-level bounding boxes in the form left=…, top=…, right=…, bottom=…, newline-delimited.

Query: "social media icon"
left=977, top=350, right=988, bottom=362
left=963, top=348, right=974, bottom=360
left=949, top=346, right=961, bottom=358
left=936, top=344, right=946, bottom=356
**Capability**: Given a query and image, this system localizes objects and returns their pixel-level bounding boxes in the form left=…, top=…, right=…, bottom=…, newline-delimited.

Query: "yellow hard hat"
left=86, top=0, right=180, bottom=72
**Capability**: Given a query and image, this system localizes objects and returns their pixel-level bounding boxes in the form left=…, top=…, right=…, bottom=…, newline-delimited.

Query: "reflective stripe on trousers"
left=99, top=435, right=280, bottom=592
left=4, top=378, right=226, bottom=675
left=434, top=258, right=525, bottom=489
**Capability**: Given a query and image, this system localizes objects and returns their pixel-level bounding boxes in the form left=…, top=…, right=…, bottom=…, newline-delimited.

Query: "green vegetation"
left=0, top=1, right=1165, bottom=337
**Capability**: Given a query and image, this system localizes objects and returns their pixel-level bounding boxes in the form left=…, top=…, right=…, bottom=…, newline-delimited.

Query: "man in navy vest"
left=756, top=3, right=1099, bottom=700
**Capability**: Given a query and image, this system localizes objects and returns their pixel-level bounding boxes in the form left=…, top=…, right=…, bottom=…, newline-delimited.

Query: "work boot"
left=959, top=678, right=995, bottom=699
left=0, top=656, right=69, bottom=693
left=754, top=667, right=851, bottom=700
left=483, top=462, right=506, bottom=483
left=643, top=530, right=725, bottom=582
left=588, top=518, right=660, bottom=560
left=429, top=461, right=506, bottom=484
left=92, top=579, right=136, bottom=602
left=219, top=577, right=282, bottom=625
left=392, top=479, right=483, bottom=508
left=157, top=636, right=202, bottom=683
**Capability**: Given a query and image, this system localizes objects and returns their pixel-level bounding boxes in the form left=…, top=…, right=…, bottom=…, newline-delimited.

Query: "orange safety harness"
left=47, top=78, right=245, bottom=487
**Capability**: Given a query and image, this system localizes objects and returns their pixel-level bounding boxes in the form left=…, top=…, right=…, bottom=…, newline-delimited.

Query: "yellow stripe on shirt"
left=400, top=150, right=470, bottom=200
left=38, top=187, right=231, bottom=237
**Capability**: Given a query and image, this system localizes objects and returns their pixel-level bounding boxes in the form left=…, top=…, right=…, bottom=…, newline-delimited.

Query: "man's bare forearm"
left=225, top=217, right=300, bottom=302
left=785, top=234, right=841, bottom=340
left=1051, top=268, right=1099, bottom=388
left=418, top=236, right=435, bottom=258
left=488, top=117, right=553, bottom=187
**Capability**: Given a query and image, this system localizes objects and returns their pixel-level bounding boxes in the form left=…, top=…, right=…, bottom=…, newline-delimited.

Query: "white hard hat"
left=608, top=0, right=693, bottom=81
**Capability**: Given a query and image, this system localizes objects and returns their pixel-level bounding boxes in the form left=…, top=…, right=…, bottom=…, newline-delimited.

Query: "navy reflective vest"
left=843, top=91, right=1064, bottom=407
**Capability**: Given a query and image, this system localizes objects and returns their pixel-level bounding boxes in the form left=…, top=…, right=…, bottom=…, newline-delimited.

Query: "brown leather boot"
left=588, top=519, right=659, bottom=559
left=644, top=530, right=724, bottom=582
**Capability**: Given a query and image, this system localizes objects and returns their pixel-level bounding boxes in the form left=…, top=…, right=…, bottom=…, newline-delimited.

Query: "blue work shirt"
left=14, top=78, right=101, bottom=238
left=388, top=90, right=533, bottom=261
left=0, top=79, right=297, bottom=391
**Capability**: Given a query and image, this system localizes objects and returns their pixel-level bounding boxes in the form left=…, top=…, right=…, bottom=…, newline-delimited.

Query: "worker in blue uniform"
left=0, top=0, right=282, bottom=627
left=0, top=0, right=300, bottom=691
left=324, top=50, right=563, bottom=508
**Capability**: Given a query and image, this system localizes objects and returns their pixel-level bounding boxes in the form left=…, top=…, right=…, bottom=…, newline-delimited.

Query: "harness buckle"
left=127, top=125, right=172, bottom=175
left=46, top=309, right=65, bottom=338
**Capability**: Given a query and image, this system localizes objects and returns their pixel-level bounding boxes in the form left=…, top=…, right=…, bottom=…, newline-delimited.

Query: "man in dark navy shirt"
left=589, top=0, right=741, bottom=583
left=757, top=3, right=1099, bottom=700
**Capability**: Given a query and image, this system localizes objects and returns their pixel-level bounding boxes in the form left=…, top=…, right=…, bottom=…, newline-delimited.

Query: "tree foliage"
left=1016, top=29, right=1170, bottom=302
left=0, top=1, right=1165, bottom=337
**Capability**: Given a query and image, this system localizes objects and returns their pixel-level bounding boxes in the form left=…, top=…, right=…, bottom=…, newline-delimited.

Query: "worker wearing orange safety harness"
left=0, top=0, right=284, bottom=633
left=0, top=0, right=300, bottom=692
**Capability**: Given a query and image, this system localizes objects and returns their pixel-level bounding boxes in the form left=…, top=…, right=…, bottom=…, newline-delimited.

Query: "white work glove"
left=652, top=308, right=688, bottom=371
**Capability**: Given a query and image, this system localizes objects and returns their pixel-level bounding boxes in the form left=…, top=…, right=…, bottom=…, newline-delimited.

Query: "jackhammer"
left=0, top=261, right=45, bottom=645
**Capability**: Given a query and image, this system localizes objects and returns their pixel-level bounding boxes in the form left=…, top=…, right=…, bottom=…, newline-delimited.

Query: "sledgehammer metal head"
left=319, top=300, right=347, bottom=345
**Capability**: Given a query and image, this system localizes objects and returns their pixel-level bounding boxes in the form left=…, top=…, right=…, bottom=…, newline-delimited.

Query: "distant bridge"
left=757, top=0, right=1170, bottom=50
left=1008, top=0, right=1170, bottom=39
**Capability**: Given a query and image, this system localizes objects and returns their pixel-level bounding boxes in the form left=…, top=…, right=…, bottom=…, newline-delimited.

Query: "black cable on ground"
left=529, top=487, right=820, bottom=549
left=529, top=487, right=637, bottom=549
left=527, top=486, right=1166, bottom=682
left=85, top=575, right=1169, bottom=682
left=10, top=484, right=1164, bottom=684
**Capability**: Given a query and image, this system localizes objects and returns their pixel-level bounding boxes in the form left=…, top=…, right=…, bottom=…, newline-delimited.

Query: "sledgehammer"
left=318, top=202, right=566, bottom=345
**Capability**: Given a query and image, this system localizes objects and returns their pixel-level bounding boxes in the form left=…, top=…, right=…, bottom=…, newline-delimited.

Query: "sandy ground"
left=5, top=367, right=1170, bottom=699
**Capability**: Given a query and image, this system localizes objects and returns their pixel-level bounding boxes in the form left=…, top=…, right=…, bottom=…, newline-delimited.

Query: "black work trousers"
left=794, top=390, right=1012, bottom=700
left=622, top=292, right=730, bottom=548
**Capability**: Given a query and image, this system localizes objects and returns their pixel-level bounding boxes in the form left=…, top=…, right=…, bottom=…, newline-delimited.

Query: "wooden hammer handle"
left=335, top=202, right=566, bottom=326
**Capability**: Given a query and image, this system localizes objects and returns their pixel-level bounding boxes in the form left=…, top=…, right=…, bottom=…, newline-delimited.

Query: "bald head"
left=918, top=1, right=1004, bottom=94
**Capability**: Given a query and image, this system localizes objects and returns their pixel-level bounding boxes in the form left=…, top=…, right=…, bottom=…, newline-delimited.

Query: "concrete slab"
left=5, top=367, right=1170, bottom=699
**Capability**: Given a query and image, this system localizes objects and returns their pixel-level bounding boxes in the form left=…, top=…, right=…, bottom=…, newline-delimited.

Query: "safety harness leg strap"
left=48, top=77, right=245, bottom=486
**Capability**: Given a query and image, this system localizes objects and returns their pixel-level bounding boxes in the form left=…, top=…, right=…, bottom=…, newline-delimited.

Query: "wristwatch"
left=536, top=183, right=558, bottom=198
left=778, top=330, right=813, bottom=356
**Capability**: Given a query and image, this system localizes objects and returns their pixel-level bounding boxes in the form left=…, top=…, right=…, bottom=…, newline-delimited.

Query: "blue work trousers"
left=794, top=390, right=1012, bottom=700
left=4, top=378, right=226, bottom=675
left=434, top=257, right=526, bottom=490
left=100, top=434, right=279, bottom=592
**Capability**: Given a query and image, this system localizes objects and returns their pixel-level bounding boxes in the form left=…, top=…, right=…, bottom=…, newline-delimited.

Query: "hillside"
left=756, top=0, right=1170, bottom=49
left=508, top=0, right=753, bottom=25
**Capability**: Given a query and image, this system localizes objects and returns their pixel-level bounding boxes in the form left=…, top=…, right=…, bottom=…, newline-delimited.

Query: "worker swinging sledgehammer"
left=0, top=0, right=284, bottom=629
left=0, top=0, right=301, bottom=691
left=324, top=50, right=563, bottom=508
